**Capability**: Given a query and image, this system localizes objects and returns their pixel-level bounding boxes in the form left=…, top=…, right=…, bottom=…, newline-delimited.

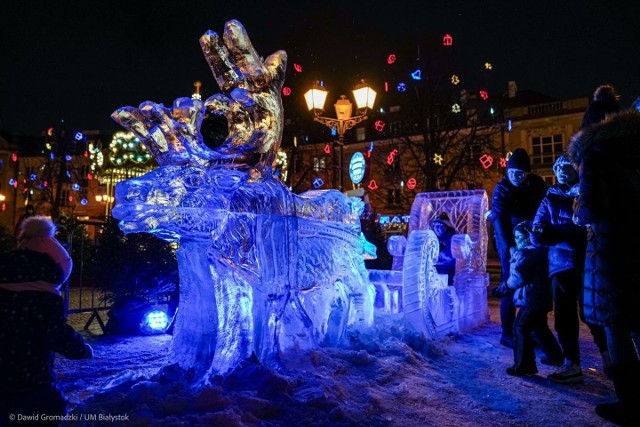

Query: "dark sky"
left=2, top=0, right=639, bottom=136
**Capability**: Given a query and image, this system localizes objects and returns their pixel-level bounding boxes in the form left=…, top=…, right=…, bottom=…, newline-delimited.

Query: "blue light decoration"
left=397, top=83, right=407, bottom=92
left=66, top=170, right=72, bottom=178
left=50, top=153, right=55, bottom=160
left=65, top=155, right=72, bottom=161
left=74, top=131, right=85, bottom=141
left=331, top=127, right=337, bottom=136
left=30, top=173, right=37, bottom=181
left=369, top=141, right=374, bottom=153
left=9, top=178, right=16, bottom=186
left=349, top=152, right=366, bottom=184
left=507, top=119, right=512, bottom=132
left=72, top=183, right=80, bottom=191
left=143, top=310, right=169, bottom=333
left=312, top=177, right=324, bottom=189
left=80, top=198, right=88, bottom=206
left=411, top=69, right=422, bottom=80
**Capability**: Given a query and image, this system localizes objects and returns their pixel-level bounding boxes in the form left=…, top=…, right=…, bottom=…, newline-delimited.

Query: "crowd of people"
left=490, top=84, right=640, bottom=425
left=1, top=84, right=639, bottom=426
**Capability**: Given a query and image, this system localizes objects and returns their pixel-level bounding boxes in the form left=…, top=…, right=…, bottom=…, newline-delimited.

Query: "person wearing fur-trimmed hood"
left=0, top=216, right=93, bottom=425
left=568, top=108, right=640, bottom=425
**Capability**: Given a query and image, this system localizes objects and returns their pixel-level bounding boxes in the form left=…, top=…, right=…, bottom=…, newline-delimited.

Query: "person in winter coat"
left=580, top=84, right=621, bottom=130
left=532, top=155, right=609, bottom=384
left=0, top=216, right=93, bottom=426
left=568, top=108, right=640, bottom=425
left=495, top=221, right=563, bottom=377
left=432, top=212, right=456, bottom=286
left=490, top=147, right=548, bottom=348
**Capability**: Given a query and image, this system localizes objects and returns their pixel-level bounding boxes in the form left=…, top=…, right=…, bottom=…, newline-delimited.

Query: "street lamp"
left=304, top=80, right=376, bottom=191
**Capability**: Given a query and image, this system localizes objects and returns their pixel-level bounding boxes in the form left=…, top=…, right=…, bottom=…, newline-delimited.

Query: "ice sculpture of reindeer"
left=110, top=20, right=375, bottom=384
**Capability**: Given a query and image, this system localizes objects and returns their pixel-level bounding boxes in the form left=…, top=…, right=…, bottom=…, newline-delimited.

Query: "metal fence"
left=61, top=220, right=110, bottom=333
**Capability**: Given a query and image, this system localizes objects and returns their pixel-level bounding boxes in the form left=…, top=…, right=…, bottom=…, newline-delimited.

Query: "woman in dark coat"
left=568, top=109, right=640, bottom=425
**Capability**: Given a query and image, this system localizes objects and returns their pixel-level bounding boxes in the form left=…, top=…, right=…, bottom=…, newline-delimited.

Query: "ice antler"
left=111, top=20, right=287, bottom=174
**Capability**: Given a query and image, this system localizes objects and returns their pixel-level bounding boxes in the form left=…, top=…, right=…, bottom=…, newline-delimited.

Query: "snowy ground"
left=57, top=297, right=618, bottom=426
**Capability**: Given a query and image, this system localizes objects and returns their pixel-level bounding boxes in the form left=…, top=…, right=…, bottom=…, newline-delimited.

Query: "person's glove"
left=491, top=283, right=512, bottom=298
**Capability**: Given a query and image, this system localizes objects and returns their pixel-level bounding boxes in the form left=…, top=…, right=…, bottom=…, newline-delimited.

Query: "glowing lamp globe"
left=352, top=80, right=376, bottom=110
left=304, top=82, right=328, bottom=111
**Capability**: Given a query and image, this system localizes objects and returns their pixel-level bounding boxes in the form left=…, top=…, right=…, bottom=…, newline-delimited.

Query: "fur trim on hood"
left=568, top=109, right=640, bottom=166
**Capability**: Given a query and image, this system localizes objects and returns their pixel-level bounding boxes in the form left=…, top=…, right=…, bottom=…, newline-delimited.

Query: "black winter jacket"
left=505, top=245, right=553, bottom=311
left=568, top=110, right=640, bottom=327
left=532, top=184, right=587, bottom=277
left=490, top=173, right=547, bottom=282
left=0, top=289, right=91, bottom=394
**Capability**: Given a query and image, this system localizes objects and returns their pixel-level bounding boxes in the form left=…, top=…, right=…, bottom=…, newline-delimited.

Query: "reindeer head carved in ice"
left=111, top=20, right=287, bottom=240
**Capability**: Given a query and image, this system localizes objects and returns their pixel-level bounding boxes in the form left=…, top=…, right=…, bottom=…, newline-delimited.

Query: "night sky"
left=1, top=0, right=639, bottom=136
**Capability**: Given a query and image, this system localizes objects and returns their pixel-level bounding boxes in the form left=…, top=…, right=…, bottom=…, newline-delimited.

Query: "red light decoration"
left=293, top=63, right=303, bottom=73
left=367, top=179, right=379, bottom=190
left=479, top=90, right=489, bottom=100
left=68, top=196, right=73, bottom=202
left=282, top=87, right=292, bottom=96
left=443, top=34, right=453, bottom=46
left=12, top=181, right=17, bottom=188
left=407, top=178, right=417, bottom=190
left=479, top=154, right=494, bottom=169
left=87, top=173, right=93, bottom=180
left=324, top=144, right=331, bottom=154
left=84, top=150, right=89, bottom=157
left=387, top=54, right=396, bottom=64
left=384, top=81, right=389, bottom=92
left=386, top=149, right=399, bottom=165
left=47, top=127, right=54, bottom=136
left=1, top=204, right=5, bottom=212
left=366, top=150, right=372, bottom=158
left=499, top=157, right=507, bottom=168
left=43, top=181, right=48, bottom=187
left=11, top=153, right=17, bottom=162
left=374, top=120, right=386, bottom=132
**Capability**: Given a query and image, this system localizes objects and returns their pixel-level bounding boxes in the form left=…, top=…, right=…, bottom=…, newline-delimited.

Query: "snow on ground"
left=57, top=298, right=618, bottom=426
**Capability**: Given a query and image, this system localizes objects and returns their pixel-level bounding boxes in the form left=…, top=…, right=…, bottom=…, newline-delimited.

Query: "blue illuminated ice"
left=111, top=20, right=375, bottom=383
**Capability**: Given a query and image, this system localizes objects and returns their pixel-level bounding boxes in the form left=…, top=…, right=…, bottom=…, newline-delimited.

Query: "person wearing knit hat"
left=581, top=84, right=621, bottom=129
left=532, top=154, right=609, bottom=385
left=490, top=147, right=547, bottom=348
left=431, top=212, right=456, bottom=286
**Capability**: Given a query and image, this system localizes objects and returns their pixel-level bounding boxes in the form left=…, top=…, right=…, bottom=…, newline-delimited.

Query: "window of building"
left=313, top=157, right=326, bottom=172
left=387, top=189, right=402, bottom=207
left=542, top=175, right=555, bottom=186
left=531, top=134, right=563, bottom=166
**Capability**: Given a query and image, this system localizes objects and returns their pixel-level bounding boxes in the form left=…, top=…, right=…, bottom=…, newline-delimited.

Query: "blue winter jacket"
left=532, top=184, right=587, bottom=277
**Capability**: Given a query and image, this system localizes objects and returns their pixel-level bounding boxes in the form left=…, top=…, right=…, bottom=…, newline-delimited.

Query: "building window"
left=313, top=157, right=326, bottom=172
left=531, top=134, right=563, bottom=166
left=387, top=189, right=402, bottom=207
left=542, top=175, right=555, bottom=186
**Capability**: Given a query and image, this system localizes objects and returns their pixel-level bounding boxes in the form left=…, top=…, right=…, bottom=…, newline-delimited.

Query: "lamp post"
left=304, top=80, right=376, bottom=191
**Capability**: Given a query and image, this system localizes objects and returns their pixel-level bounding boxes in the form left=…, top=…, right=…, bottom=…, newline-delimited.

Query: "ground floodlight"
left=140, top=309, right=169, bottom=335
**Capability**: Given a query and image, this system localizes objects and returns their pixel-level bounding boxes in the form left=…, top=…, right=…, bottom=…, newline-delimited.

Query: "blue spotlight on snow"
left=143, top=310, right=169, bottom=332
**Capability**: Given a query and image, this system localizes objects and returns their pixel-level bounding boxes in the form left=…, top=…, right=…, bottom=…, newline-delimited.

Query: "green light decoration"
left=109, top=131, right=152, bottom=166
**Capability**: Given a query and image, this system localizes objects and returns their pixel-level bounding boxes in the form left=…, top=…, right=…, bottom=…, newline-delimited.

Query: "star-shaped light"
left=451, top=103, right=461, bottom=113
left=484, top=62, right=492, bottom=70
left=433, top=153, right=443, bottom=165
left=451, top=74, right=460, bottom=85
